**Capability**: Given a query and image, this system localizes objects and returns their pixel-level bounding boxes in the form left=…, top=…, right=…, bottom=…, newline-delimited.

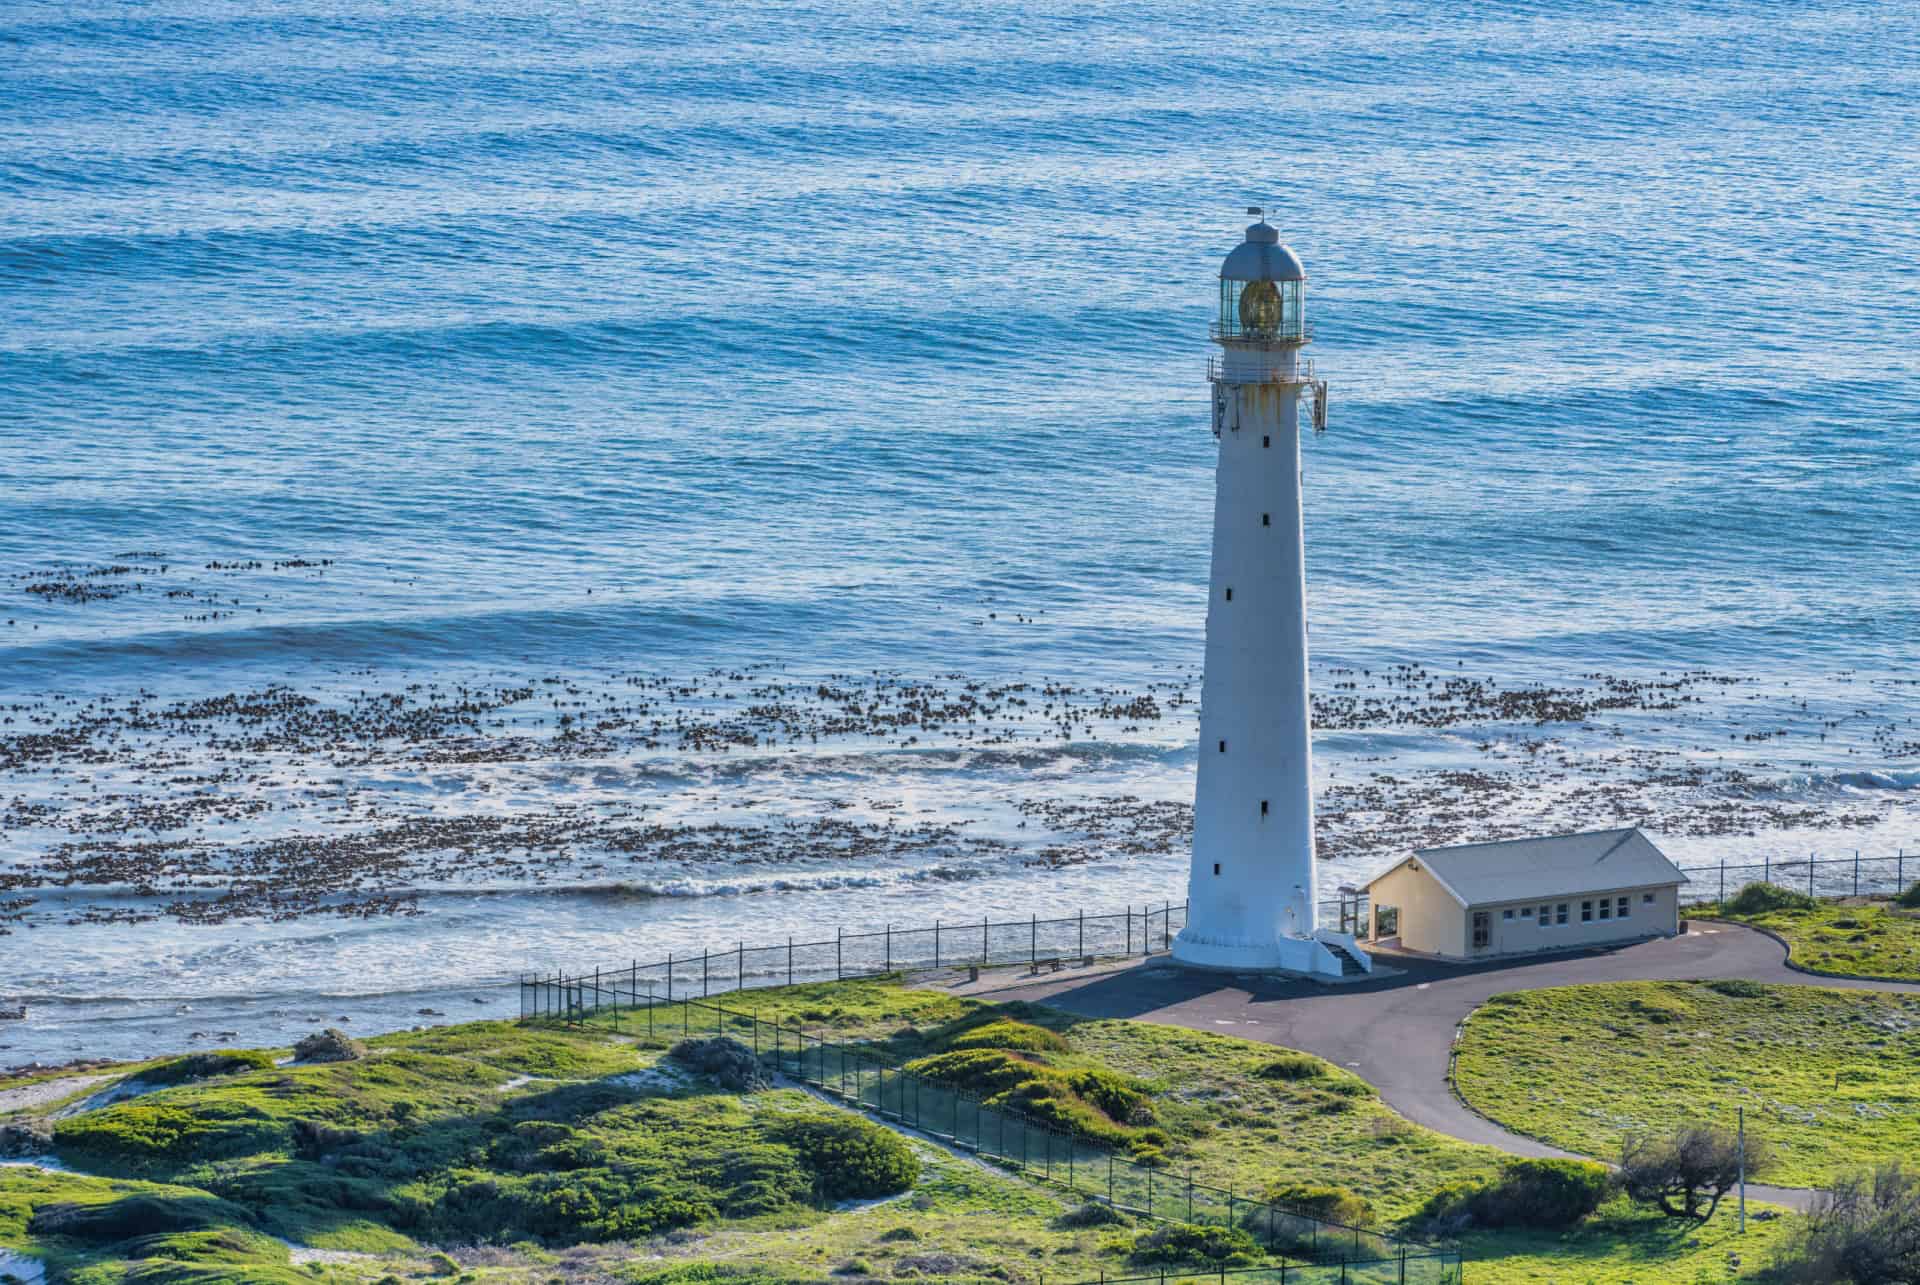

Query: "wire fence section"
left=1676, top=850, right=1914, bottom=907
left=532, top=993, right=1459, bottom=1282
left=520, top=902, right=1193, bottom=1016
left=1062, top=1261, right=1464, bottom=1284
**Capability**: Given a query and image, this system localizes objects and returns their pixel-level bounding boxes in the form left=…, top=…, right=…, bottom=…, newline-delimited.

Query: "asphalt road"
left=960, top=924, right=1920, bottom=1211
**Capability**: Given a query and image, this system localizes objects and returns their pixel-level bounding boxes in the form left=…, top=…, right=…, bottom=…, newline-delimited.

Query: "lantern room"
left=1215, top=210, right=1309, bottom=344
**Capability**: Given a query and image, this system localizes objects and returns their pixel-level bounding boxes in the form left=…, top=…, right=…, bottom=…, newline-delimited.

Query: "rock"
left=0, top=1005, right=25, bottom=1021
left=0, top=1116, right=53, bottom=1157
left=292, top=1028, right=366, bottom=1063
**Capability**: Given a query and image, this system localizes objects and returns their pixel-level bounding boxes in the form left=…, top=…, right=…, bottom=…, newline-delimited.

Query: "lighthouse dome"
left=1220, top=219, right=1305, bottom=282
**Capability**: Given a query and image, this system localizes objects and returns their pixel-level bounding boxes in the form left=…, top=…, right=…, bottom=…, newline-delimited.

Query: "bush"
left=1724, top=882, right=1818, bottom=915
left=668, top=1037, right=768, bottom=1091
left=1055, top=1202, right=1129, bottom=1228
left=1705, top=978, right=1769, bottom=999
left=771, top=1115, right=917, bottom=1201
left=902, top=1048, right=1154, bottom=1147
left=1894, top=882, right=1920, bottom=910
left=1129, top=1222, right=1260, bottom=1267
left=1620, top=1124, right=1767, bottom=1221
left=27, top=1193, right=245, bottom=1240
left=1775, top=1163, right=1920, bottom=1284
left=1255, top=1054, right=1325, bottom=1082
left=144, top=1050, right=277, bottom=1085
left=940, top=1019, right=1070, bottom=1054
left=1418, top=1158, right=1610, bottom=1231
left=1265, top=1183, right=1372, bottom=1227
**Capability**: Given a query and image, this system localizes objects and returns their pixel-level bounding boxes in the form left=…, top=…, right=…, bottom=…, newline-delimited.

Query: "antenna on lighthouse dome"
left=1246, top=206, right=1263, bottom=217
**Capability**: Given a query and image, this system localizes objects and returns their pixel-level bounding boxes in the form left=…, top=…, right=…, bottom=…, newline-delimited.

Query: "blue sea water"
left=1, top=0, right=1918, bottom=1061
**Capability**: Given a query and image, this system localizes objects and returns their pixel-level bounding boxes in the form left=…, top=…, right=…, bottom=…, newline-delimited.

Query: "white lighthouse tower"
left=1172, top=211, right=1360, bottom=979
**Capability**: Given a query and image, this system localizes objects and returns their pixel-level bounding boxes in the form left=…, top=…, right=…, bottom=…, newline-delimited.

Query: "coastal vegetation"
left=1453, top=980, right=1920, bottom=1187
left=0, top=974, right=1829, bottom=1282
left=1700, top=883, right=1920, bottom=981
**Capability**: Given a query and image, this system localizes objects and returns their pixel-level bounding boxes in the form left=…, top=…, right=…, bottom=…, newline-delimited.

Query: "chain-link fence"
left=520, top=902, right=1191, bottom=1016
left=531, top=992, right=1457, bottom=1280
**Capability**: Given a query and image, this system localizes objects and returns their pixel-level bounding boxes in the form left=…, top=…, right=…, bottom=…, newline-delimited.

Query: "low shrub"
left=1254, top=1054, right=1324, bottom=1082
left=940, top=1019, right=1069, bottom=1054
left=1265, top=1183, right=1372, bottom=1227
left=902, top=1048, right=1154, bottom=1147
left=1418, top=1158, right=1610, bottom=1231
left=771, top=1115, right=918, bottom=1201
left=1055, top=1202, right=1129, bottom=1229
left=1894, top=882, right=1920, bottom=910
left=27, top=1193, right=246, bottom=1240
left=1705, top=978, right=1769, bottom=999
left=1775, top=1163, right=1920, bottom=1283
left=1130, top=1222, right=1260, bottom=1267
left=143, top=1050, right=278, bottom=1086
left=1724, top=882, right=1818, bottom=916
left=668, top=1037, right=768, bottom=1091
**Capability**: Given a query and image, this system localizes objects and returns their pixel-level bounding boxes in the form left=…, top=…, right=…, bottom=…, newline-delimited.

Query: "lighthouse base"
left=1170, top=929, right=1346, bottom=978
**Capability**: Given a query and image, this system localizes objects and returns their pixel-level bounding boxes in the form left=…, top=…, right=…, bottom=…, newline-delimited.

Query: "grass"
left=1702, top=894, right=1920, bottom=981
left=3, top=973, right=1847, bottom=1283
left=1454, top=980, right=1920, bottom=1187
left=1460, top=1195, right=1796, bottom=1284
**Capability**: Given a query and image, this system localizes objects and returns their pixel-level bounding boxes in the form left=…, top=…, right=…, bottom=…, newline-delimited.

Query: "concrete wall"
left=1476, top=884, right=1681, bottom=955
left=1177, top=346, right=1319, bottom=969
left=1369, top=865, right=1682, bottom=959
left=1368, top=862, right=1465, bottom=957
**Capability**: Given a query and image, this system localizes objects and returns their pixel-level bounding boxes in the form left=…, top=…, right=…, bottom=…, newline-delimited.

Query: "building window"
left=1539, top=903, right=1552, bottom=927
left=1503, top=908, right=1515, bottom=920
left=1618, top=896, right=1631, bottom=917
left=1262, top=513, right=1271, bottom=526
left=1259, top=800, right=1269, bottom=817
left=1219, top=740, right=1226, bottom=752
left=1520, top=906, right=1533, bottom=918
left=1262, top=435, right=1271, bottom=448
left=1213, top=863, right=1221, bottom=876
left=1581, top=901, right=1593, bottom=922
left=1225, top=587, right=1233, bottom=602
left=1557, top=903, right=1569, bottom=925
left=1643, top=892, right=1655, bottom=904
left=1599, top=899, right=1612, bottom=920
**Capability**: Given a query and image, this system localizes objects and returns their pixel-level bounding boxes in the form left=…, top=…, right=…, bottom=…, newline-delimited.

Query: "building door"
left=1471, top=911, right=1491, bottom=951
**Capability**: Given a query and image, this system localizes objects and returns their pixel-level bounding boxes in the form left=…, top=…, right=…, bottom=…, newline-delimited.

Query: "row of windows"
left=1501, top=892, right=1656, bottom=926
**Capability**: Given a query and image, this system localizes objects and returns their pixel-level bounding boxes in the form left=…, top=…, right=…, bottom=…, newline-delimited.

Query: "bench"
left=1030, top=957, right=1065, bottom=975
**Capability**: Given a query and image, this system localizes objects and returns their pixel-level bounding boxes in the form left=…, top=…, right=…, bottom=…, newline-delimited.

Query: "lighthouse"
left=1172, top=212, right=1360, bottom=979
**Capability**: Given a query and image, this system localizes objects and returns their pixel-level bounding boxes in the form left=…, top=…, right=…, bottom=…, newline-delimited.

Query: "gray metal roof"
left=1369, top=828, right=1689, bottom=907
left=1221, top=219, right=1305, bottom=282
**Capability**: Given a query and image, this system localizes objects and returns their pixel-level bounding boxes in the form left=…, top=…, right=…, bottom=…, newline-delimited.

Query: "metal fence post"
left=1125, top=906, right=1132, bottom=956
left=1764, top=854, right=1770, bottom=885
left=1164, top=900, right=1171, bottom=949
left=737, top=940, right=744, bottom=992
left=1031, top=914, right=1037, bottom=964
left=1719, top=859, right=1726, bottom=903
left=886, top=923, right=892, bottom=973
left=983, top=915, right=989, bottom=964
left=1078, top=909, right=1085, bottom=959
left=1902, top=849, right=1907, bottom=893
left=788, top=936, right=794, bottom=987
left=836, top=929, right=843, bottom=980
left=1808, top=856, right=1815, bottom=899
left=667, top=952, right=673, bottom=1003
left=702, top=949, right=709, bottom=997
left=1855, top=850, right=1861, bottom=897
left=935, top=919, right=941, bottom=968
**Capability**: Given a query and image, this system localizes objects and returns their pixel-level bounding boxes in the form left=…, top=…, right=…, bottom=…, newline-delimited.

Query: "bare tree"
left=1619, top=1124, right=1767, bottom=1222
left=1777, top=1164, right=1920, bottom=1284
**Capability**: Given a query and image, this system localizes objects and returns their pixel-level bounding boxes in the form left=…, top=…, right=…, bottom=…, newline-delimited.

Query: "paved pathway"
left=954, top=925, right=1920, bottom=1211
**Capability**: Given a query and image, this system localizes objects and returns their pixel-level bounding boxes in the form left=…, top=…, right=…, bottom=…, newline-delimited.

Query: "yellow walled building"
left=1365, top=828, right=1687, bottom=959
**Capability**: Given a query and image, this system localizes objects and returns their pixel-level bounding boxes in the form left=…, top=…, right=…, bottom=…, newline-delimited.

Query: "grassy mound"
left=938, top=1018, right=1070, bottom=1054
left=1723, top=882, right=1818, bottom=915
left=902, top=1048, right=1162, bottom=1153
left=140, top=1051, right=278, bottom=1087
left=1455, top=980, right=1920, bottom=1186
left=1712, top=895, right=1920, bottom=981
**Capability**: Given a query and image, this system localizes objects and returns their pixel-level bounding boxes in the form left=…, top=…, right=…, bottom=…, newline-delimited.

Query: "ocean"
left=2, top=0, right=1917, bottom=1065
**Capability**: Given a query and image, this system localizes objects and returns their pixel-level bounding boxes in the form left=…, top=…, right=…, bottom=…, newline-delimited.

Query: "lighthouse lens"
left=1239, top=280, right=1281, bottom=334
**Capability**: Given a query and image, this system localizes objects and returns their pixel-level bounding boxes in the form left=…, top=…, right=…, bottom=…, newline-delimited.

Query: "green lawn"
left=1707, top=899, right=1920, bottom=981
left=2, top=974, right=1839, bottom=1283
left=1461, top=1197, right=1794, bottom=1285
left=1454, top=980, right=1920, bottom=1188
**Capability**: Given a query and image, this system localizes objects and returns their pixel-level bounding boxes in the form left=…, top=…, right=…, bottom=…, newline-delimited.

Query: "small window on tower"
left=1218, top=740, right=1226, bottom=752
left=1213, top=863, right=1221, bottom=877
left=1260, top=800, right=1269, bottom=816
left=1225, top=587, right=1233, bottom=601
left=1262, top=435, right=1271, bottom=448
left=1262, top=513, right=1271, bottom=526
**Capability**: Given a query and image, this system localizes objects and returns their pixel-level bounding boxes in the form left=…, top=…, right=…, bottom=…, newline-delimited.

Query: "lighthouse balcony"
left=1207, top=354, right=1317, bottom=386
left=1210, top=318, right=1314, bottom=345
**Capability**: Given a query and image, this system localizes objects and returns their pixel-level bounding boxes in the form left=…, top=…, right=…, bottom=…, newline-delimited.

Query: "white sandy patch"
left=271, top=1237, right=377, bottom=1267
left=495, top=1074, right=543, bottom=1092
left=0, top=1246, right=47, bottom=1284
left=0, top=1158, right=71, bottom=1174
left=54, top=1075, right=172, bottom=1119
left=608, top=1062, right=690, bottom=1093
left=0, top=1074, right=113, bottom=1115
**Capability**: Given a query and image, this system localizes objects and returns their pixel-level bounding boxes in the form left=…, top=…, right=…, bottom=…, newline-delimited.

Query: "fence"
left=1065, top=1262, right=1463, bottom=1284
left=1676, top=850, right=1913, bottom=907
left=520, top=902, right=1192, bottom=1017
left=531, top=992, right=1459, bottom=1281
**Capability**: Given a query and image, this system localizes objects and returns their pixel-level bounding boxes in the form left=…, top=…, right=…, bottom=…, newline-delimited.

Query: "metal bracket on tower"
left=1310, top=379, right=1328, bottom=434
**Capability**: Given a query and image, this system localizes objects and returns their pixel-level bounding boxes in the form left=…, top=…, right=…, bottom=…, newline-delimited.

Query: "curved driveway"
left=959, top=925, right=1920, bottom=1211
